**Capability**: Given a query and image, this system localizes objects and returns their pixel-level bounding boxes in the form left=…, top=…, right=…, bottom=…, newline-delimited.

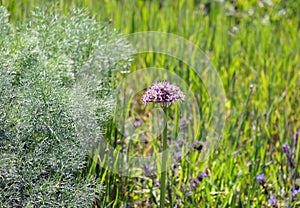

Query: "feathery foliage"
left=0, top=6, right=132, bottom=207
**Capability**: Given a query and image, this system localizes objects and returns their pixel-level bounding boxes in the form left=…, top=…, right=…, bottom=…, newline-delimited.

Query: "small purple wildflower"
left=256, top=173, right=266, bottom=186
left=142, top=80, right=184, bottom=107
left=292, top=181, right=300, bottom=201
left=190, top=172, right=208, bottom=188
left=282, top=143, right=295, bottom=169
left=282, top=143, right=291, bottom=155
left=197, top=172, right=208, bottom=181
left=268, top=196, right=278, bottom=208
left=292, top=188, right=300, bottom=200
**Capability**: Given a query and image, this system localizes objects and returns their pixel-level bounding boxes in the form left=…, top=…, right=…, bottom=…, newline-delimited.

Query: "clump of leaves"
left=0, top=6, right=132, bottom=207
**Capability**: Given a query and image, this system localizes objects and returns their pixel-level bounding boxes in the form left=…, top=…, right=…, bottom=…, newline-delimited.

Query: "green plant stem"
left=160, top=107, right=168, bottom=208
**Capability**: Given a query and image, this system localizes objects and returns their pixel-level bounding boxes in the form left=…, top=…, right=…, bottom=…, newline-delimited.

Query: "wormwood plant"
left=0, top=6, right=132, bottom=207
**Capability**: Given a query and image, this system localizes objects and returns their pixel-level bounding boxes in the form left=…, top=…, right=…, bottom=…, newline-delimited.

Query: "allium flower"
left=143, top=81, right=184, bottom=208
left=142, top=80, right=184, bottom=107
left=268, top=196, right=278, bottom=208
left=256, top=173, right=266, bottom=186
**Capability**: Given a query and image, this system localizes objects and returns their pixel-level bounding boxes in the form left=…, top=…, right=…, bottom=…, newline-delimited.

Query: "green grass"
left=1, top=0, right=300, bottom=207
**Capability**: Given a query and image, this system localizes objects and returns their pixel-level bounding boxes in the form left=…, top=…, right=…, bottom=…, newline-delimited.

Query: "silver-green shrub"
left=0, top=6, right=132, bottom=207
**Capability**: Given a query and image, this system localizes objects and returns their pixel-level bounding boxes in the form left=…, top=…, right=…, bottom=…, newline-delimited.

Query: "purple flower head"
left=292, top=188, right=300, bottom=199
left=142, top=80, right=184, bottom=107
left=197, top=172, right=208, bottom=180
left=282, top=143, right=291, bottom=155
left=256, top=173, right=266, bottom=185
left=268, top=196, right=278, bottom=208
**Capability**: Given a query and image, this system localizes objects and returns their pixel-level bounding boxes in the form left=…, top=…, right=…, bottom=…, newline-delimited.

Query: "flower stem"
left=160, top=107, right=168, bottom=208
